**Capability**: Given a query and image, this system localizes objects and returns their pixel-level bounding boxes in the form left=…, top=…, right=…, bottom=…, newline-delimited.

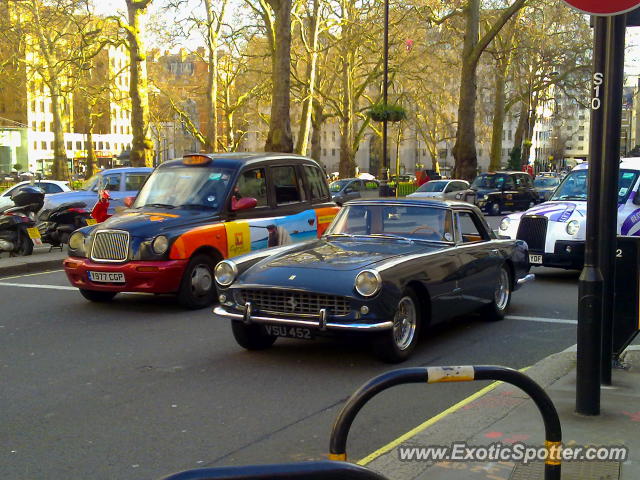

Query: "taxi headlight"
left=499, top=217, right=511, bottom=231
left=214, top=260, right=238, bottom=287
left=355, top=270, right=381, bottom=297
left=69, top=231, right=85, bottom=251
left=151, top=235, right=169, bottom=255
left=566, top=220, right=580, bottom=236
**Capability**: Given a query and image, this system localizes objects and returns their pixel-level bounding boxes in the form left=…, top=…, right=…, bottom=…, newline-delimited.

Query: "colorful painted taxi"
left=498, top=158, right=640, bottom=269
left=63, top=153, right=338, bottom=308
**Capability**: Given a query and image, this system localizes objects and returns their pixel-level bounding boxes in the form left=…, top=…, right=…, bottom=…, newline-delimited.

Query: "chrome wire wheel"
left=495, top=267, right=510, bottom=312
left=190, top=264, right=213, bottom=297
left=393, top=296, right=417, bottom=351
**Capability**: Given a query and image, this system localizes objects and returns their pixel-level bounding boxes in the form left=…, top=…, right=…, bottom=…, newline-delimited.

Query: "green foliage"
left=367, top=103, right=407, bottom=123
left=13, top=163, right=23, bottom=172
left=387, top=181, right=418, bottom=196
left=508, top=147, right=521, bottom=171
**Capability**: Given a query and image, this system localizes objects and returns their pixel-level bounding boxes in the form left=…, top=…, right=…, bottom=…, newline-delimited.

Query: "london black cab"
left=63, top=153, right=339, bottom=308
left=457, top=171, right=538, bottom=216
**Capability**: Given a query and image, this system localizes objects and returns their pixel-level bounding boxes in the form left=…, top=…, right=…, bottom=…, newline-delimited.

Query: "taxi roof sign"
left=183, top=154, right=212, bottom=166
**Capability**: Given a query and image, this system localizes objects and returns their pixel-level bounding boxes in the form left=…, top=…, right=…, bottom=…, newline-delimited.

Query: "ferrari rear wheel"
left=231, top=321, right=277, bottom=350
left=373, top=287, right=421, bottom=363
left=480, top=265, right=511, bottom=321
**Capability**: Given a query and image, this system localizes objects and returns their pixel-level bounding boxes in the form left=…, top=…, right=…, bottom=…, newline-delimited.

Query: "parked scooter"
left=37, top=202, right=95, bottom=248
left=0, top=185, right=45, bottom=256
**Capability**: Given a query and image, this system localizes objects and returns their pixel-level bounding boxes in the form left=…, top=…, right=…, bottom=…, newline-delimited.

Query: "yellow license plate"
left=86, top=218, right=97, bottom=225
left=27, top=227, right=41, bottom=239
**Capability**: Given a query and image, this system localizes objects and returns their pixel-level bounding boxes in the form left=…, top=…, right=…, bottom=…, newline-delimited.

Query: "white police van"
left=498, top=158, right=640, bottom=269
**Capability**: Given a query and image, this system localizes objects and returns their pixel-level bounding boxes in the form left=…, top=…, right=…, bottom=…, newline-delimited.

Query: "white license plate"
left=264, top=325, right=314, bottom=339
left=529, top=254, right=543, bottom=265
left=88, top=271, right=125, bottom=283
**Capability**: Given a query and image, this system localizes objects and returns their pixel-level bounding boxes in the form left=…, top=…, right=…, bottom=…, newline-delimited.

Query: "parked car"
left=407, top=179, right=469, bottom=200
left=457, top=171, right=538, bottom=216
left=329, top=178, right=379, bottom=205
left=533, top=176, right=561, bottom=202
left=41, top=167, right=152, bottom=215
left=64, top=153, right=339, bottom=309
left=499, top=158, right=640, bottom=269
left=213, top=198, right=533, bottom=362
left=0, top=180, right=70, bottom=209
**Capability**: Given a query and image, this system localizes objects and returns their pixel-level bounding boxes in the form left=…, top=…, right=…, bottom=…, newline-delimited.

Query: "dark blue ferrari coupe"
left=213, top=199, right=534, bottom=362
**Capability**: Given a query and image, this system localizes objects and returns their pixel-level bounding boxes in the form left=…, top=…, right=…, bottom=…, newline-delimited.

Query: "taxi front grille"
left=517, top=216, right=547, bottom=252
left=91, top=230, right=129, bottom=262
left=236, top=289, right=350, bottom=317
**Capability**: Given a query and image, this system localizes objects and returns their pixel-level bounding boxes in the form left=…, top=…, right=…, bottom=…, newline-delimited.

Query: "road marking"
left=507, top=315, right=577, bottom=325
left=0, top=282, right=77, bottom=291
left=0, top=282, right=147, bottom=295
left=0, top=269, right=65, bottom=281
left=357, top=366, right=531, bottom=466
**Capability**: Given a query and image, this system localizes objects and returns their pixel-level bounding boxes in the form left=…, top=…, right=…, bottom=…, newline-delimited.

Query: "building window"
left=322, top=148, right=326, bottom=156
left=50, top=122, right=54, bottom=131
left=66, top=141, right=72, bottom=150
left=40, top=101, right=45, bottom=111
left=120, top=126, right=124, bottom=134
left=41, top=141, right=47, bottom=149
left=34, top=141, right=38, bottom=149
left=332, top=131, right=335, bottom=140
left=332, top=148, right=336, bottom=156
left=31, top=100, right=36, bottom=112
left=76, top=141, right=82, bottom=149
left=578, top=136, right=584, bottom=141
left=580, top=125, right=585, bottom=131
left=31, top=121, right=36, bottom=130
left=106, top=142, right=110, bottom=149
left=508, top=130, right=512, bottom=140
left=40, top=121, right=45, bottom=131
left=98, top=141, right=104, bottom=149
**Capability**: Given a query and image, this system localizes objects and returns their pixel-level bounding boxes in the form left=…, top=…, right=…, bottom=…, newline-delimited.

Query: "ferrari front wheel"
left=480, top=264, right=511, bottom=321
left=373, top=287, right=421, bottom=363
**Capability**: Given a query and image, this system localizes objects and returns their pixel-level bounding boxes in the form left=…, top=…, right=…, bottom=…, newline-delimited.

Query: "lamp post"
left=378, top=0, right=391, bottom=196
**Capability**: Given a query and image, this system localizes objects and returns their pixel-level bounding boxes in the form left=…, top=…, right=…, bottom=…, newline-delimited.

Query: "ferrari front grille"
left=236, top=289, right=350, bottom=317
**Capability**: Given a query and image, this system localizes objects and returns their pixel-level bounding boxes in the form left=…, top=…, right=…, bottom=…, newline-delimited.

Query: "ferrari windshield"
left=416, top=180, right=448, bottom=193
left=133, top=166, right=234, bottom=210
left=326, top=204, right=454, bottom=242
left=551, top=169, right=639, bottom=203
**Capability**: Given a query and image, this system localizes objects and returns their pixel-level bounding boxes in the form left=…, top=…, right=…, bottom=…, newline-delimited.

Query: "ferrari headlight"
left=355, top=270, right=381, bottom=297
left=69, top=231, right=85, bottom=251
left=566, top=220, right=580, bottom=236
left=214, top=260, right=238, bottom=287
left=499, top=217, right=511, bottom=231
left=151, top=235, right=169, bottom=255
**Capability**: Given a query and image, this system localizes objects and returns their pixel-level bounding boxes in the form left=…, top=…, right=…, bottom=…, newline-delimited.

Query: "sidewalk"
left=0, top=247, right=66, bottom=277
left=366, top=345, right=640, bottom=480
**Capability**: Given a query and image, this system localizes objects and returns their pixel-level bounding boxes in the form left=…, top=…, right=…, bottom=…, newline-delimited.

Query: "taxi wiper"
left=145, top=203, right=176, bottom=209
left=180, top=203, right=212, bottom=209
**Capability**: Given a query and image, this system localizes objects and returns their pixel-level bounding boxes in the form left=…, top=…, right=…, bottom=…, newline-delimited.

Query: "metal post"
left=379, top=0, right=391, bottom=196
left=576, top=16, right=607, bottom=415
left=599, top=14, right=627, bottom=386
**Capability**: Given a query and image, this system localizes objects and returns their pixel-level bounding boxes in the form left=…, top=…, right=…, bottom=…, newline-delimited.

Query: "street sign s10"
left=562, top=0, right=640, bottom=15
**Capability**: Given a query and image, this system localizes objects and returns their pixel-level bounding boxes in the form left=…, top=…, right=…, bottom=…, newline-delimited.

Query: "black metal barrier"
left=161, top=460, right=389, bottom=480
left=160, top=366, right=561, bottom=480
left=329, top=366, right=562, bottom=480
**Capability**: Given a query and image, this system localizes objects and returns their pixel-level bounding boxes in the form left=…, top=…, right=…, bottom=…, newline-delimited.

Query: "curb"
left=364, top=349, right=578, bottom=479
left=0, top=253, right=66, bottom=278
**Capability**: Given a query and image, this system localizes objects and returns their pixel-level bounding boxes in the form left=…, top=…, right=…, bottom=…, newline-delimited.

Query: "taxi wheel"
left=79, top=289, right=117, bottom=302
left=372, top=287, right=421, bottom=363
left=178, top=254, right=217, bottom=309
left=231, top=321, right=277, bottom=350
left=480, top=264, right=511, bottom=321
left=488, top=202, right=501, bottom=216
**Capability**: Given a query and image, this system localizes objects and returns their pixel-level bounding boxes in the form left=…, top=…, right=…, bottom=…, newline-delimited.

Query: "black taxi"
left=63, top=153, right=339, bottom=308
left=457, top=171, right=538, bottom=216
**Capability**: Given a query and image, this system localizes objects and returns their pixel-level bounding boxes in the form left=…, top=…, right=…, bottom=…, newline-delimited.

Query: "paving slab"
left=0, top=248, right=67, bottom=277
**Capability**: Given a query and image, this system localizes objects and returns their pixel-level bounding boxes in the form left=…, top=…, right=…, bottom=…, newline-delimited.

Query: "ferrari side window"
left=457, top=212, right=486, bottom=243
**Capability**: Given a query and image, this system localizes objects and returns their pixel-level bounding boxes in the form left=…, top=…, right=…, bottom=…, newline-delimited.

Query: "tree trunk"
left=339, top=52, right=355, bottom=178
left=86, top=128, right=97, bottom=178
left=489, top=59, right=508, bottom=171
left=522, top=95, right=539, bottom=165
left=511, top=99, right=529, bottom=159
left=452, top=0, right=479, bottom=181
left=126, top=1, right=154, bottom=167
left=265, top=0, right=293, bottom=152
left=295, top=0, right=320, bottom=156
left=310, top=99, right=323, bottom=163
left=50, top=85, right=69, bottom=180
left=205, top=0, right=218, bottom=151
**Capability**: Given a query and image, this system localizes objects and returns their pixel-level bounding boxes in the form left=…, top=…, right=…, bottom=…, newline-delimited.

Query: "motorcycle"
left=37, top=202, right=95, bottom=248
left=0, top=185, right=45, bottom=256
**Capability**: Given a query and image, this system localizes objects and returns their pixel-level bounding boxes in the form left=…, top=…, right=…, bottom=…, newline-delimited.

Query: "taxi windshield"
left=533, top=177, right=560, bottom=188
left=471, top=174, right=507, bottom=189
left=133, top=166, right=234, bottom=210
left=551, top=169, right=639, bottom=203
left=326, top=204, right=454, bottom=243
